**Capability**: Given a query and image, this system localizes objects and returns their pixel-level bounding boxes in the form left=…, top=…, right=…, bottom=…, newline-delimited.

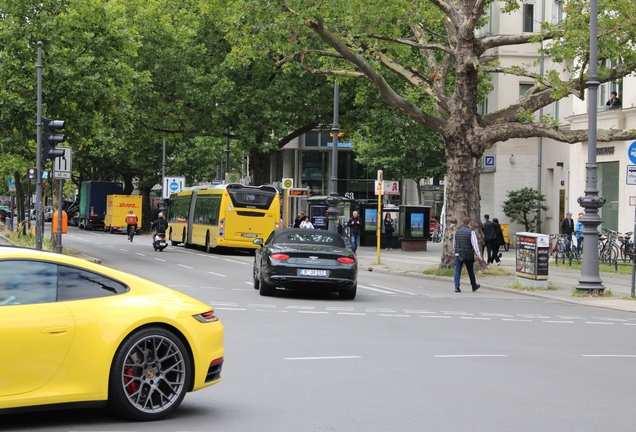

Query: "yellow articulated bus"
left=168, top=183, right=280, bottom=251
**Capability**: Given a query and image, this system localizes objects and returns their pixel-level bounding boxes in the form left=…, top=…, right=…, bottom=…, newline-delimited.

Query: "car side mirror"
left=253, top=238, right=263, bottom=247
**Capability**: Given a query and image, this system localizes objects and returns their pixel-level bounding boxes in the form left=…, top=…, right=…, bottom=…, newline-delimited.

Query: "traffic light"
left=43, top=117, right=65, bottom=162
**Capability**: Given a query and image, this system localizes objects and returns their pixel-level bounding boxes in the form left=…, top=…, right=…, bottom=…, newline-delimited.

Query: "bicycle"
left=553, top=234, right=580, bottom=265
left=128, top=225, right=136, bottom=242
left=598, top=229, right=619, bottom=265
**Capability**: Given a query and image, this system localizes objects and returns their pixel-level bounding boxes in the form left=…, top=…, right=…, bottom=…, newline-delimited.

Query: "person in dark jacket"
left=490, top=218, right=505, bottom=266
left=151, top=212, right=169, bottom=244
left=453, top=217, right=483, bottom=293
left=293, top=210, right=305, bottom=228
left=482, top=214, right=496, bottom=264
left=383, top=212, right=395, bottom=250
left=347, top=211, right=362, bottom=253
left=561, top=211, right=574, bottom=251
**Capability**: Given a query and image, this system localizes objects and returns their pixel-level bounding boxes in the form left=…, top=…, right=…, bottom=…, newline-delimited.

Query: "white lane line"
left=136, top=253, right=146, bottom=256
left=200, top=286, right=224, bottom=290
left=366, top=308, right=395, bottom=312
left=421, top=316, right=451, bottom=319
left=585, top=322, right=614, bottom=325
left=154, top=258, right=167, bottom=262
left=244, top=281, right=253, bottom=286
left=286, top=306, right=315, bottom=310
left=502, top=319, right=532, bottom=322
left=435, top=354, right=508, bottom=358
left=258, top=309, right=288, bottom=313
left=168, top=285, right=192, bottom=288
left=107, top=245, right=114, bottom=248
left=543, top=320, right=574, bottom=324
left=556, top=316, right=587, bottom=320
left=518, top=314, right=550, bottom=318
left=178, top=264, right=194, bottom=269
left=206, top=271, right=227, bottom=278
left=209, top=302, right=238, bottom=306
left=120, top=249, right=129, bottom=252
left=370, top=284, right=416, bottom=295
left=460, top=317, right=490, bottom=320
left=223, top=258, right=250, bottom=266
left=249, top=304, right=276, bottom=308
left=443, top=312, right=473, bottom=316
left=298, top=311, right=329, bottom=314
left=358, top=284, right=394, bottom=294
left=404, top=310, right=430, bottom=314
left=338, top=312, right=366, bottom=316
left=582, top=355, right=636, bottom=358
left=595, top=318, right=627, bottom=322
left=378, top=314, right=410, bottom=317
left=95, top=242, right=102, bottom=245
left=624, top=323, right=636, bottom=326
left=480, top=313, right=513, bottom=317
left=326, top=307, right=354, bottom=311
left=231, top=288, right=252, bottom=291
left=198, top=253, right=219, bottom=259
left=214, top=307, right=247, bottom=311
left=284, top=356, right=360, bottom=361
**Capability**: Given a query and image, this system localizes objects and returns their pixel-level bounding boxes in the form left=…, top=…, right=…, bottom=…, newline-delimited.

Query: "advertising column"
left=516, top=232, right=549, bottom=288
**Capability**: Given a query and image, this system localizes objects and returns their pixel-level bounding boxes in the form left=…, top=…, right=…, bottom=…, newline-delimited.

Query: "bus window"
left=169, top=196, right=191, bottom=223
left=227, top=185, right=277, bottom=210
left=193, top=196, right=222, bottom=225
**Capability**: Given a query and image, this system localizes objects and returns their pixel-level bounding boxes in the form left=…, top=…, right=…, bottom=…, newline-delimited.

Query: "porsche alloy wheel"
left=109, top=328, right=191, bottom=421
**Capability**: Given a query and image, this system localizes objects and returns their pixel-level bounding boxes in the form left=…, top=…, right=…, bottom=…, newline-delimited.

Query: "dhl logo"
left=118, top=203, right=138, bottom=208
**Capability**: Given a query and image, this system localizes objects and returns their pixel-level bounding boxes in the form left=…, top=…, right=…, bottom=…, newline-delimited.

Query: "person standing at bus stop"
left=347, top=211, right=362, bottom=253
left=125, top=210, right=138, bottom=241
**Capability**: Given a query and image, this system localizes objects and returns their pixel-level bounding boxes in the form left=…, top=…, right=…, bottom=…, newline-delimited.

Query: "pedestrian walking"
left=575, top=213, right=584, bottom=254
left=293, top=210, right=306, bottom=228
left=347, top=211, right=362, bottom=253
left=453, top=217, right=483, bottom=293
left=383, top=212, right=395, bottom=250
left=490, top=217, right=505, bottom=265
left=482, top=214, right=496, bottom=263
left=299, top=216, right=314, bottom=229
left=561, top=211, right=574, bottom=251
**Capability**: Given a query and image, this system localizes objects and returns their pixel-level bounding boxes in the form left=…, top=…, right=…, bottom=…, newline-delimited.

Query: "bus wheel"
left=205, top=235, right=211, bottom=253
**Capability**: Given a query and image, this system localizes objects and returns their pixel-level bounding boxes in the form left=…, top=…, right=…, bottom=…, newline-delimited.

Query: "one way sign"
left=53, top=146, right=72, bottom=179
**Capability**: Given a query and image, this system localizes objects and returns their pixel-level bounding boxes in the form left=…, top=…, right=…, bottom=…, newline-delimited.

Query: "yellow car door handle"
left=42, top=327, right=68, bottom=335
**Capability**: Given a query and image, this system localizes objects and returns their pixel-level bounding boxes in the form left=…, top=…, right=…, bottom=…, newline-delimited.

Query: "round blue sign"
left=169, top=181, right=179, bottom=191
left=629, top=141, right=636, bottom=164
left=8, top=175, right=15, bottom=186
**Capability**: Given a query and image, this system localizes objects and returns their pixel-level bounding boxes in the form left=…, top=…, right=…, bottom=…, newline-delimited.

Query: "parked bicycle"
left=551, top=233, right=580, bottom=265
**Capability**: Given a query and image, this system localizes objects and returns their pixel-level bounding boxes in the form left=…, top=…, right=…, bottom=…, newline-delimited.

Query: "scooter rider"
left=151, top=212, right=169, bottom=244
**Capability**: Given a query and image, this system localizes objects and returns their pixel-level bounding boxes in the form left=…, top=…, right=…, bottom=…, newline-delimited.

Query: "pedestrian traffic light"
left=27, top=167, right=37, bottom=180
left=43, top=117, right=65, bottom=162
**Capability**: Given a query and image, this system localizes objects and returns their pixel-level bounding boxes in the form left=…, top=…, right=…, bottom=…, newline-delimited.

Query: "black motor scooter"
left=153, top=233, right=168, bottom=252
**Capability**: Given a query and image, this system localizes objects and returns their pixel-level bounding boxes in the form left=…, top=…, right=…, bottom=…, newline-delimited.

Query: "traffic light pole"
left=35, top=41, right=44, bottom=250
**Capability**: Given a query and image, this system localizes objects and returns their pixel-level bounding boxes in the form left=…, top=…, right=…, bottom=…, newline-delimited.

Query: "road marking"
left=421, top=316, right=451, bottom=319
left=136, top=253, right=146, bottom=256
left=358, top=284, right=394, bottom=294
left=107, top=245, right=114, bottom=248
left=224, top=258, right=250, bottom=266
left=502, top=319, right=532, bottom=322
left=284, top=356, right=360, bottom=361
left=326, top=307, right=354, bottom=311
left=200, top=286, right=223, bottom=289
left=585, top=322, right=614, bottom=325
left=594, top=317, right=627, bottom=322
left=442, top=311, right=473, bottom=315
left=378, top=314, right=410, bottom=317
left=95, top=242, right=102, bottom=245
left=517, top=314, right=550, bottom=318
left=206, top=271, right=227, bottom=278
left=404, top=310, right=430, bottom=314
left=120, top=249, right=128, bottom=252
left=214, top=307, right=247, bottom=311
left=370, top=284, right=416, bottom=295
left=244, top=281, right=253, bottom=286
left=154, top=258, right=166, bottom=262
left=168, top=285, right=192, bottom=288
left=556, top=316, right=587, bottom=320
left=258, top=309, right=288, bottom=313
left=480, top=313, right=513, bottom=317
left=286, top=306, right=315, bottom=310
left=338, top=312, right=366, bottom=316
left=198, top=253, right=219, bottom=259
left=435, top=354, right=508, bottom=358
left=231, top=288, right=252, bottom=291
left=178, top=264, right=193, bottom=269
left=249, top=304, right=276, bottom=308
left=209, top=302, right=238, bottom=306
left=543, top=320, right=574, bottom=324
left=582, top=355, right=636, bottom=358
left=366, top=308, right=395, bottom=312
left=298, top=311, right=329, bottom=314
left=460, top=317, right=490, bottom=320
left=624, top=323, right=636, bottom=326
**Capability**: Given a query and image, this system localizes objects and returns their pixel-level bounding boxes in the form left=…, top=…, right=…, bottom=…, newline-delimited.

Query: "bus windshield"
left=226, top=184, right=277, bottom=210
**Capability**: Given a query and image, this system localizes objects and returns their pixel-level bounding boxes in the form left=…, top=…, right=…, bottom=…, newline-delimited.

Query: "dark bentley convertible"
left=253, top=228, right=358, bottom=299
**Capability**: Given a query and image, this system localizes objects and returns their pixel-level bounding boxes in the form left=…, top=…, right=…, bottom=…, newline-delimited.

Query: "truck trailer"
left=78, top=181, right=124, bottom=230
left=104, top=194, right=143, bottom=233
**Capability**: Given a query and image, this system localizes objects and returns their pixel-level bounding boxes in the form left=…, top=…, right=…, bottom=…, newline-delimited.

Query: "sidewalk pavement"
left=354, top=242, right=636, bottom=314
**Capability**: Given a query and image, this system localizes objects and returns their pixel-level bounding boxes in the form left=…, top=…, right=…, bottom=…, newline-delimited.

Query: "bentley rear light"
left=193, top=310, right=219, bottom=323
left=337, top=257, right=355, bottom=264
left=270, top=253, right=290, bottom=261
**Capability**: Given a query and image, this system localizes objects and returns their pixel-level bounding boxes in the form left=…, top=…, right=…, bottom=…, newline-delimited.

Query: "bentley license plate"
left=241, top=233, right=257, bottom=238
left=299, top=269, right=328, bottom=277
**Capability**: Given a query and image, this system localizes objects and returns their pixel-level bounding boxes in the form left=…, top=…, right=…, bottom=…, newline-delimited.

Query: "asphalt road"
left=4, top=227, right=636, bottom=431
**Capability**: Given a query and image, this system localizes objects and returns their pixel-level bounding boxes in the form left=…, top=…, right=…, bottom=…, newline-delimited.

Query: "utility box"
left=104, top=195, right=143, bottom=233
left=515, top=232, right=550, bottom=288
left=52, top=210, right=68, bottom=234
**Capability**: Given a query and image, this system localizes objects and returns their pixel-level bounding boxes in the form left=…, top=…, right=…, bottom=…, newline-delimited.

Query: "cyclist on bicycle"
left=125, top=210, right=138, bottom=240
left=151, top=212, right=169, bottom=244
left=560, top=211, right=574, bottom=251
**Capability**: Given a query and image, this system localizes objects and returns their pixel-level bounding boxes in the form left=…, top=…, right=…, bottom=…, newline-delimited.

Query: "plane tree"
left=222, top=0, right=636, bottom=266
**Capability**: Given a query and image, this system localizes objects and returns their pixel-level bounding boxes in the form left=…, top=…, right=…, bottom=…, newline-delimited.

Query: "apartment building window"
left=523, top=2, right=535, bottom=32
left=519, top=83, right=534, bottom=98
left=597, top=59, right=622, bottom=109
left=552, top=0, right=563, bottom=24
left=477, top=98, right=489, bottom=115
left=552, top=100, right=560, bottom=121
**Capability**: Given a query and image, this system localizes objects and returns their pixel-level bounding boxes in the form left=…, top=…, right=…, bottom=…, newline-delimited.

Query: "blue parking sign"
left=629, top=141, right=636, bottom=164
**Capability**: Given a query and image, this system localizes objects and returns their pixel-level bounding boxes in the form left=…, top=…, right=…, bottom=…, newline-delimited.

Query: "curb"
left=0, top=232, right=101, bottom=264
left=365, top=265, right=636, bottom=314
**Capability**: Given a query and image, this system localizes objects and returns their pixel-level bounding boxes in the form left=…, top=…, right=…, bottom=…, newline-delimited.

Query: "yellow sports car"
left=0, top=247, right=224, bottom=421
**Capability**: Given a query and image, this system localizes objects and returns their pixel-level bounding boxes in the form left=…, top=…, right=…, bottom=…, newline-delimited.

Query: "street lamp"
left=326, top=82, right=340, bottom=232
left=576, top=0, right=605, bottom=293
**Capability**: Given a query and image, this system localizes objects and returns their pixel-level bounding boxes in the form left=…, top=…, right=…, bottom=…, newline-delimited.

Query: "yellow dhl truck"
left=104, top=195, right=142, bottom=233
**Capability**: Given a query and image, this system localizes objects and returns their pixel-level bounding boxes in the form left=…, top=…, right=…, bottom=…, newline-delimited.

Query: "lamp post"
left=326, top=82, right=340, bottom=232
left=576, top=0, right=605, bottom=293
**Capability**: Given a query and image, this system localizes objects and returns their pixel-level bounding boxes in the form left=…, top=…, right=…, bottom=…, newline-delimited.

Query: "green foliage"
left=502, top=187, right=549, bottom=232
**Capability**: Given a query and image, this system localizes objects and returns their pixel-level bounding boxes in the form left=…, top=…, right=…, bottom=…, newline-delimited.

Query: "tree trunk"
left=440, top=136, right=484, bottom=268
left=141, top=187, right=152, bottom=232
left=250, top=148, right=267, bottom=185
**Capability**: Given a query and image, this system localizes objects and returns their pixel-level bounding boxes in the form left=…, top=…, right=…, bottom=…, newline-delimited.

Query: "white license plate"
left=299, top=269, right=328, bottom=277
left=242, top=233, right=257, bottom=238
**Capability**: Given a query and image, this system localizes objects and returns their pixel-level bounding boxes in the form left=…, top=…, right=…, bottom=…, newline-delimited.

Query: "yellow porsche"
left=0, top=247, right=224, bottom=421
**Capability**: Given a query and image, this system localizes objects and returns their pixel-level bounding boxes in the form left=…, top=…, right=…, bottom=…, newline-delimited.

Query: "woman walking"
left=490, top=218, right=505, bottom=266
left=384, top=212, right=395, bottom=250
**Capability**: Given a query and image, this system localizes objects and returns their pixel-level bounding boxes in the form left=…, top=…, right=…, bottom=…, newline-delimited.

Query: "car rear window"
left=274, top=232, right=345, bottom=247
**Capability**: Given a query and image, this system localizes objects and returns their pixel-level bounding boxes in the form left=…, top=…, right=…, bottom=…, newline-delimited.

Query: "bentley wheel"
left=259, top=274, right=276, bottom=296
left=109, top=327, right=191, bottom=421
left=253, top=263, right=260, bottom=290
left=339, top=283, right=357, bottom=300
